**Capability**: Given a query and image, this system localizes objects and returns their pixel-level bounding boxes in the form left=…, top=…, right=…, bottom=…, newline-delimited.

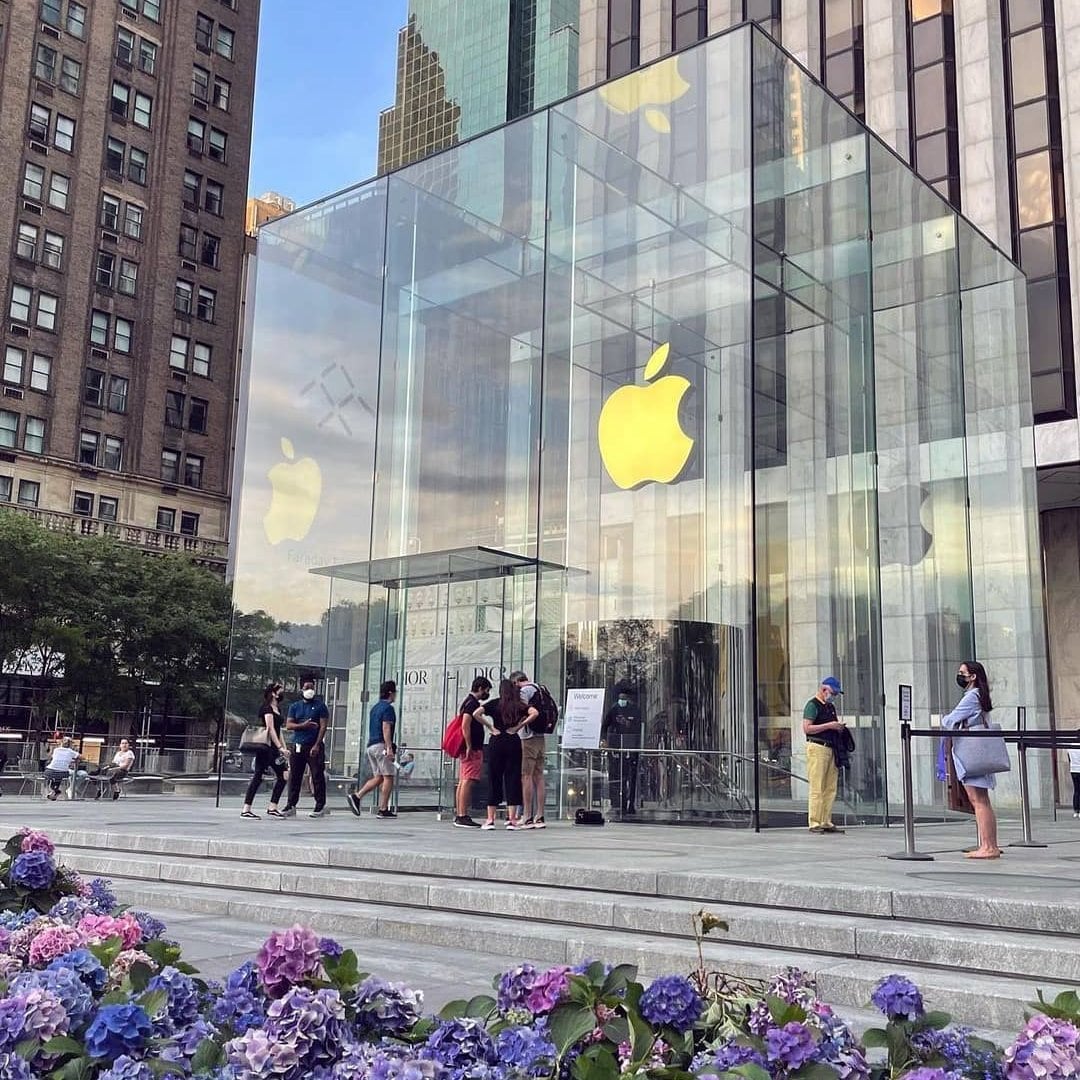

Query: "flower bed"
left=0, top=828, right=1075, bottom=1078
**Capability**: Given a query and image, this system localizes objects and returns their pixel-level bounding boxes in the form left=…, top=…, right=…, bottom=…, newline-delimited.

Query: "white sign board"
left=560, top=688, right=606, bottom=749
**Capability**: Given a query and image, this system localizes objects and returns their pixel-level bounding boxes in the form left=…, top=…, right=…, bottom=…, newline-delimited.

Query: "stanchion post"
left=1010, top=724, right=1048, bottom=848
left=887, top=719, right=934, bottom=861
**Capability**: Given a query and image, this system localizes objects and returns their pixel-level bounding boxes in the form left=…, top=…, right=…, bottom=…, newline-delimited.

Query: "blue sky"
left=248, top=0, right=408, bottom=207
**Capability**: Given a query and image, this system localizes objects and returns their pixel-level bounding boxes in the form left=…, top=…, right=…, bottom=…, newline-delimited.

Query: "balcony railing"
left=6, top=503, right=227, bottom=567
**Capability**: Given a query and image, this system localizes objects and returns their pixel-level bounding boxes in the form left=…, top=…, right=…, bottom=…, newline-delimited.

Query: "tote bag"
left=952, top=718, right=1011, bottom=781
left=239, top=722, right=270, bottom=753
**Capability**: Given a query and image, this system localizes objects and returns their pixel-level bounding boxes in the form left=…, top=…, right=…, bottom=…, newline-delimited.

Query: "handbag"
left=239, top=723, right=270, bottom=753
left=441, top=715, right=465, bottom=758
left=952, top=717, right=1011, bottom=781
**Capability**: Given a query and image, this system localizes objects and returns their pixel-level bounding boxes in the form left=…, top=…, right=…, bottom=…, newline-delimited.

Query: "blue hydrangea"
left=0, top=912, right=36, bottom=932
left=423, top=1017, right=499, bottom=1078
left=49, top=948, right=107, bottom=992
left=9, top=851, right=55, bottom=890
left=319, top=937, right=344, bottom=959
left=209, top=982, right=264, bottom=1035
left=146, top=966, right=202, bottom=1031
left=766, top=1021, right=819, bottom=1070
left=638, top=974, right=703, bottom=1032
left=160, top=1018, right=217, bottom=1067
left=912, top=1026, right=1005, bottom=1080
left=872, top=974, right=925, bottom=1022
left=0, top=999, right=26, bottom=1050
left=225, top=960, right=260, bottom=994
left=87, top=878, right=118, bottom=914
left=131, top=911, right=168, bottom=941
left=48, top=896, right=93, bottom=925
left=495, top=1023, right=556, bottom=1075
left=351, top=977, right=423, bottom=1036
left=11, top=967, right=94, bottom=1027
left=84, top=1004, right=154, bottom=1059
left=0, top=1052, right=31, bottom=1080
left=692, top=1041, right=768, bottom=1074
left=98, top=1056, right=155, bottom=1080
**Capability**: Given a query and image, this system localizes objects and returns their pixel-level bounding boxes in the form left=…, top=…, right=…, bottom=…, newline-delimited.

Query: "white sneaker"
left=1074, top=812, right=1079, bottom=819
left=533, top=816, right=546, bottom=829
left=481, top=821, right=496, bottom=830
left=309, top=808, right=330, bottom=818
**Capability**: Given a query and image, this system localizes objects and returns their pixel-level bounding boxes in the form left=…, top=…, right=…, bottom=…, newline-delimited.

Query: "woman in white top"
left=99, top=738, right=135, bottom=800
left=1068, top=736, right=1080, bottom=819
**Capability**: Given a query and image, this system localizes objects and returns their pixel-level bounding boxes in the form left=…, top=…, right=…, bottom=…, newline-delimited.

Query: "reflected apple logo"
left=597, top=343, right=694, bottom=490
left=876, top=484, right=934, bottom=567
left=263, top=437, right=322, bottom=545
left=598, top=55, right=691, bottom=133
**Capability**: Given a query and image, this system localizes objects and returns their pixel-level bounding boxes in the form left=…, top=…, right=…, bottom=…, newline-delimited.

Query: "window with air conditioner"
left=23, top=163, right=45, bottom=201
left=36, top=292, right=58, bottom=331
left=9, top=285, right=32, bottom=323
left=3, top=348, right=24, bottom=385
left=48, top=173, right=68, bottom=209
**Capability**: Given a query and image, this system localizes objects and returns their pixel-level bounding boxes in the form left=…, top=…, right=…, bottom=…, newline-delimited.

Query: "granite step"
left=56, top=845, right=1080, bottom=985
left=109, top=877, right=1064, bottom=1032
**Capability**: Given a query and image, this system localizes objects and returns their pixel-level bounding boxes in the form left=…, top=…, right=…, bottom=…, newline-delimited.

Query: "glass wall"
left=228, top=24, right=1049, bottom=823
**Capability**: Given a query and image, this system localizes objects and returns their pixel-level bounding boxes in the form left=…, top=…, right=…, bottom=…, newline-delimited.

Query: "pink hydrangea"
left=18, top=829, right=55, bottom=855
left=0, top=954, right=22, bottom=980
left=524, top=965, right=571, bottom=1014
left=9, top=917, right=60, bottom=959
left=106, top=949, right=158, bottom=991
left=78, top=912, right=142, bottom=950
left=28, top=925, right=85, bottom=966
left=255, top=925, right=324, bottom=998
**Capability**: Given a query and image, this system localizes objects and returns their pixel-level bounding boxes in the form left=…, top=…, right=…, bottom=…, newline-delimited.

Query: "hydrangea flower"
left=147, top=966, right=202, bottom=1031
left=639, top=974, right=703, bottom=1032
left=424, top=1017, right=499, bottom=1077
left=7, top=916, right=59, bottom=960
left=84, top=1003, right=154, bottom=1059
left=692, top=1041, right=768, bottom=1075
left=98, top=1056, right=155, bottom=1080
left=497, top=963, right=537, bottom=1013
left=902, top=1070, right=965, bottom=1080
left=766, top=1021, right=819, bottom=1070
left=0, top=999, right=26, bottom=1050
left=872, top=974, right=925, bottom=1021
left=496, top=1024, right=557, bottom=1075
left=525, top=965, right=571, bottom=1015
left=913, top=1024, right=1005, bottom=1080
left=10, top=851, right=55, bottom=891
left=352, top=977, right=423, bottom=1035
left=12, top=967, right=94, bottom=1027
left=21, top=987, right=68, bottom=1041
left=160, top=1018, right=218, bottom=1068
left=87, top=878, right=118, bottom=913
left=255, top=925, right=324, bottom=998
left=1004, top=1015, right=1080, bottom=1080
left=209, top=982, right=265, bottom=1035
left=49, top=896, right=94, bottom=925
left=49, top=948, right=107, bottom=992
left=319, top=936, right=344, bottom=959
left=18, top=829, right=54, bottom=855
left=107, top=949, right=159, bottom=991
left=0, top=1052, right=31, bottom=1080
left=28, top=924, right=85, bottom=966
left=131, top=911, right=168, bottom=941
left=78, top=912, right=143, bottom=950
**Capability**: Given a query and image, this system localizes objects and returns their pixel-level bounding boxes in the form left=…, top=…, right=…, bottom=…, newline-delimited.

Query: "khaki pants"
left=806, top=742, right=838, bottom=829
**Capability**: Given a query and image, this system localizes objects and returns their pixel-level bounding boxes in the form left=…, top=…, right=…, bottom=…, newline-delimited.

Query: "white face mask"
left=302, top=688, right=315, bottom=700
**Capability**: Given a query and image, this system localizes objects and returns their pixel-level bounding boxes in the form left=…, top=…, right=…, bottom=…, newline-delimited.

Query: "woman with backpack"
left=481, top=678, right=527, bottom=830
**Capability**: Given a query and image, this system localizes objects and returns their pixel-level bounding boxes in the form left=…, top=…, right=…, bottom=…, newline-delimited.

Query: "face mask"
left=302, top=688, right=315, bottom=700
left=956, top=673, right=969, bottom=690
left=617, top=698, right=628, bottom=707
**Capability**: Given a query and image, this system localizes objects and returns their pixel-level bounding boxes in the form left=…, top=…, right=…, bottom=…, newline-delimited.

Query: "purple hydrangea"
left=0, top=999, right=25, bottom=1050
left=1004, top=1015, right=1080, bottom=1080
left=255, top=925, right=324, bottom=998
left=11, top=967, right=93, bottom=1027
left=423, top=1017, right=499, bottom=1076
left=765, top=1021, right=819, bottom=1070
left=525, top=966, right=571, bottom=1015
left=0, top=912, right=36, bottom=932
left=147, top=966, right=202, bottom=1031
left=161, top=1018, right=218, bottom=1068
left=313, top=1041, right=442, bottom=1080
left=872, top=974, right=925, bottom=1021
left=48, top=896, right=94, bottom=925
left=87, top=878, right=118, bottom=914
left=98, top=1057, right=155, bottom=1080
left=9, top=851, right=55, bottom=891
left=319, top=936, right=343, bottom=959
left=226, top=960, right=261, bottom=993
left=84, top=1003, right=154, bottom=1059
left=49, top=947, right=107, bottom=992
left=902, top=1070, right=965, bottom=1080
left=21, top=987, right=67, bottom=1041
left=497, top=963, right=537, bottom=1013
left=639, top=974, right=703, bottom=1033
left=692, top=1041, right=768, bottom=1074
left=18, top=829, right=54, bottom=855
left=209, top=982, right=265, bottom=1034
left=351, top=977, right=423, bottom=1035
left=131, top=911, right=168, bottom=941
left=0, top=1052, right=31, bottom=1080
left=913, top=1025, right=1005, bottom=1080
left=495, top=1023, right=557, bottom=1075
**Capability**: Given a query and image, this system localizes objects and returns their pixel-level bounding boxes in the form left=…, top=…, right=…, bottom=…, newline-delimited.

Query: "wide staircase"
left=44, top=826, right=1080, bottom=1032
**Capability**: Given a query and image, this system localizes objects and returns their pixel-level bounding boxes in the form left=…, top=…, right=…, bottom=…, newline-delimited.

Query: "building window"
left=183, top=454, right=204, bottom=488
left=215, top=24, right=234, bottom=58
left=36, top=293, right=58, bottom=332
left=106, top=137, right=125, bottom=175
left=139, top=37, right=157, bottom=74
left=161, top=448, right=180, bottom=482
left=3, top=348, right=23, bottom=385
left=201, top=233, right=220, bottom=268
left=118, top=259, right=138, bottom=297
left=196, top=286, right=216, bottom=322
left=174, top=280, right=194, bottom=314
left=60, top=56, right=81, bottom=95
left=111, top=81, right=131, bottom=120
left=122, top=0, right=161, bottom=20
left=108, top=375, right=129, bottom=413
left=187, top=117, right=205, bottom=154
left=165, top=390, right=184, bottom=426
left=192, top=342, right=211, bottom=376
left=188, top=397, right=208, bottom=433
left=179, top=511, right=199, bottom=536
left=29, top=103, right=50, bottom=142
left=116, top=27, right=135, bottom=65
left=42, top=231, right=64, bottom=270
left=115, top=317, right=133, bottom=353
left=54, top=113, right=75, bottom=153
left=96, top=251, right=115, bottom=289
left=48, top=172, right=69, bottom=210
left=170, top=336, right=189, bottom=370
left=35, top=44, right=58, bottom=83
left=1002, top=0, right=1074, bottom=418
left=207, top=127, right=227, bottom=162
left=90, top=311, right=109, bottom=346
left=9, top=285, right=32, bottom=324
left=607, top=0, right=640, bottom=77
left=79, top=430, right=99, bottom=463
left=823, top=0, right=865, bottom=118
left=133, top=91, right=153, bottom=129
left=179, top=225, right=198, bottom=260
left=102, top=436, right=123, bottom=471
left=907, top=0, right=960, bottom=204
left=16, top=223, right=37, bottom=262
left=212, top=75, right=230, bottom=111
left=672, top=0, right=707, bottom=50
left=195, top=12, right=214, bottom=50
left=41, top=0, right=62, bottom=27
left=192, top=65, right=210, bottom=101
left=101, top=193, right=121, bottom=230
left=183, top=170, right=201, bottom=208
left=23, top=163, right=44, bottom=201
left=204, top=180, right=223, bottom=215
left=745, top=0, right=781, bottom=38
left=0, top=477, right=11, bottom=502
left=157, top=507, right=176, bottom=532
left=66, top=1, right=86, bottom=37
left=0, top=412, right=16, bottom=448
left=73, top=491, right=94, bottom=516
left=128, top=147, right=148, bottom=185
left=123, top=203, right=143, bottom=240
left=30, top=354, right=51, bottom=392
left=24, top=417, right=45, bottom=454
left=17, top=481, right=40, bottom=508
left=98, top=496, right=118, bottom=521
left=84, top=369, right=105, bottom=406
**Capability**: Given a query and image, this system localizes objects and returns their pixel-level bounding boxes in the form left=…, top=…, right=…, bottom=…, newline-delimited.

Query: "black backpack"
left=527, top=684, right=559, bottom=735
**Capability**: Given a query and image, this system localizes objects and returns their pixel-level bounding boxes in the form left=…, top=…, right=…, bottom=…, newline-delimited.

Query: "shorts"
left=365, top=744, right=395, bottom=777
left=521, top=736, right=545, bottom=779
left=459, top=748, right=483, bottom=782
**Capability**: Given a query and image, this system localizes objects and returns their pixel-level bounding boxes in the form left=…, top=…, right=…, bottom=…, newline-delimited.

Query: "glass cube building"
left=229, top=25, right=1049, bottom=826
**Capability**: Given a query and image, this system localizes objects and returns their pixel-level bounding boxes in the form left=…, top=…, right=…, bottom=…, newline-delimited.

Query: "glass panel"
left=910, top=17, right=944, bottom=66
left=910, top=0, right=944, bottom=20
left=916, top=132, right=949, bottom=179
left=1026, top=276, right=1063, bottom=374
left=1019, top=224, right=1056, bottom=278
left=1016, top=150, right=1053, bottom=228
left=1013, top=100, right=1049, bottom=156
left=1007, top=0, right=1043, bottom=33
left=1009, top=29, right=1047, bottom=105
left=913, top=65, right=947, bottom=136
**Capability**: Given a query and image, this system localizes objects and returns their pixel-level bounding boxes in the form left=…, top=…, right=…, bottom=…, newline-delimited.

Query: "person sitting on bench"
left=96, top=739, right=135, bottom=800
left=44, top=738, right=82, bottom=800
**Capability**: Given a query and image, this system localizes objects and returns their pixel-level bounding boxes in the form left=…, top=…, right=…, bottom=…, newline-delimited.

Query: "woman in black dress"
left=483, top=678, right=526, bottom=830
left=241, top=683, right=289, bottom=819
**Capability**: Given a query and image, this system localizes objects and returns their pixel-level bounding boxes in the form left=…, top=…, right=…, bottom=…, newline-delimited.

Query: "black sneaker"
left=377, top=809, right=396, bottom=819
left=454, top=816, right=481, bottom=829
left=346, top=791, right=362, bottom=817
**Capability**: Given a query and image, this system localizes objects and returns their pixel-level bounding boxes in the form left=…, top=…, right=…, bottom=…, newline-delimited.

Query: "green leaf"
left=860, top=1027, right=888, bottom=1049
left=922, top=1010, right=951, bottom=1031
left=42, top=1036, right=83, bottom=1057
left=138, top=988, right=168, bottom=1018
left=88, top=937, right=123, bottom=969
left=14, top=1037, right=41, bottom=1061
left=128, top=960, right=154, bottom=993
left=791, top=1064, right=842, bottom=1080
left=190, top=1038, right=223, bottom=1073
left=324, top=949, right=361, bottom=991
left=438, top=998, right=468, bottom=1019
left=728, top=1066, right=772, bottom=1080
left=571, top=1043, right=618, bottom=1080
left=600, top=963, right=637, bottom=997
left=548, top=1002, right=597, bottom=1057
left=584, top=961, right=606, bottom=985
left=147, top=1061, right=186, bottom=1078
left=49, top=1057, right=91, bottom=1080
left=628, top=1006, right=655, bottom=1064
left=567, top=977, right=596, bottom=1007
left=464, top=994, right=496, bottom=1020
left=600, top=1014, right=629, bottom=1046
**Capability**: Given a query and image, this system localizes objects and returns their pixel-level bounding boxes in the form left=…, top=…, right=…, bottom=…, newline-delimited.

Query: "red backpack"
left=441, top=714, right=466, bottom=758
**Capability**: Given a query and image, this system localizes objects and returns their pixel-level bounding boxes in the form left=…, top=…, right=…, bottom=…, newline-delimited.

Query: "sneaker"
left=520, top=818, right=535, bottom=830
left=240, top=810, right=260, bottom=819
left=377, top=809, right=395, bottom=819
left=111, top=789, right=121, bottom=800
left=46, top=792, right=58, bottom=801
left=278, top=806, right=296, bottom=818
left=266, top=808, right=283, bottom=818
left=347, top=791, right=363, bottom=817
left=309, top=808, right=330, bottom=818
left=533, top=816, right=546, bottom=829
left=821, top=824, right=845, bottom=834
left=454, top=816, right=481, bottom=829
left=506, top=821, right=518, bottom=830
left=481, top=821, right=496, bottom=830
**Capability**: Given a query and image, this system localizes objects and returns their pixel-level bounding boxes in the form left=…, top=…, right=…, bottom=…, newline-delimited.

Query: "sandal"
left=240, top=810, right=260, bottom=819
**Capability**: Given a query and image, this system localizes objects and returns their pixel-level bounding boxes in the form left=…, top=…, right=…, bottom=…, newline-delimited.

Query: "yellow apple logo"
left=598, top=56, right=691, bottom=133
left=597, top=343, right=694, bottom=490
left=263, top=437, right=321, bottom=545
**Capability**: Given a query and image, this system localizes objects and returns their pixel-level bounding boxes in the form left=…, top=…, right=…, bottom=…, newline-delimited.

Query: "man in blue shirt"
left=281, top=678, right=329, bottom=818
left=348, top=680, right=397, bottom=818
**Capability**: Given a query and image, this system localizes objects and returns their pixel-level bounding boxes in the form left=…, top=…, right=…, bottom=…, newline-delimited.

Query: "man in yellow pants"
left=802, top=676, right=846, bottom=834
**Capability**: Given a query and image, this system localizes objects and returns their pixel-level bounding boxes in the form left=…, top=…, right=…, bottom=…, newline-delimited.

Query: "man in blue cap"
left=802, top=676, right=847, bottom=834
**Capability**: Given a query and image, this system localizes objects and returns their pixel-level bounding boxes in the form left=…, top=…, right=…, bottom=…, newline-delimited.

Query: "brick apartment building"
left=0, top=0, right=259, bottom=571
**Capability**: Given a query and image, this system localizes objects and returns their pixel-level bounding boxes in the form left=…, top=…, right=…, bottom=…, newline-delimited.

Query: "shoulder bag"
left=952, top=715, right=1011, bottom=781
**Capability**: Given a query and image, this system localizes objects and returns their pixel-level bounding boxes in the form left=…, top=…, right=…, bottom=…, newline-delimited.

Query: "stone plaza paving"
left=2, top=795, right=1079, bottom=1025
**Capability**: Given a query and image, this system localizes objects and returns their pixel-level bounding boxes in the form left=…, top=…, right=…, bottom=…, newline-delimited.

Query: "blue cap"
left=822, top=676, right=843, bottom=694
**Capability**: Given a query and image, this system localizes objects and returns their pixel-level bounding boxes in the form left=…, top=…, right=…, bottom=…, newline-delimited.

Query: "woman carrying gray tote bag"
left=941, top=661, right=1007, bottom=860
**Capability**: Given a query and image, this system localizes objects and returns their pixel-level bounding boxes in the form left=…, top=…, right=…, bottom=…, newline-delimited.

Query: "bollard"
left=1009, top=737, right=1048, bottom=848
left=887, top=721, right=934, bottom=861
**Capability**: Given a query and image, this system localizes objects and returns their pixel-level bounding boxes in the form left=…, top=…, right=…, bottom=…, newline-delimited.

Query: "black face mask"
left=956, top=673, right=970, bottom=690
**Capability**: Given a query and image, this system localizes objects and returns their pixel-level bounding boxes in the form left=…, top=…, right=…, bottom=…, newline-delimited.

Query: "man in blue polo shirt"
left=348, top=680, right=397, bottom=818
left=281, top=678, right=329, bottom=818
